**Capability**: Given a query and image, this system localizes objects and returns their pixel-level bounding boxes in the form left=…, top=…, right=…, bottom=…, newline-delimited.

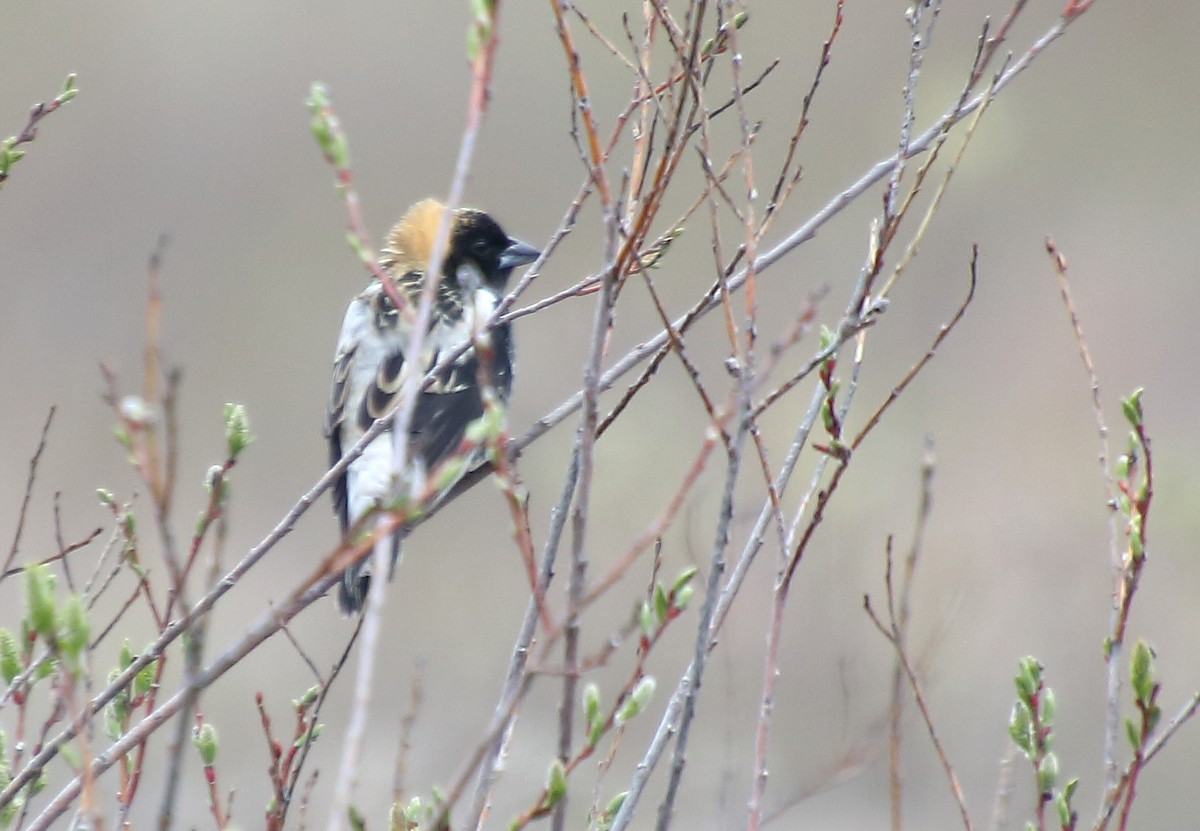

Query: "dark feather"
left=412, top=322, right=513, bottom=471
left=325, top=345, right=356, bottom=534
left=363, top=348, right=406, bottom=427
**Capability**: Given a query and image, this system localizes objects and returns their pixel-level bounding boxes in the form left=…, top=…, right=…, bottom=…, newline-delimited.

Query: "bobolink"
left=325, top=199, right=540, bottom=613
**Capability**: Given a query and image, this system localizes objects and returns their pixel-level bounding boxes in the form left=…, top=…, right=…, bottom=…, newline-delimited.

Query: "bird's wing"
left=325, top=350, right=355, bottom=534
left=411, top=321, right=514, bottom=475
left=411, top=381, right=482, bottom=471
left=325, top=293, right=373, bottom=534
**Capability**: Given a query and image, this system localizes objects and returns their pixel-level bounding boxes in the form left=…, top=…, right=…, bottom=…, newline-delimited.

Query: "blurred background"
left=3, top=2, right=1199, bottom=829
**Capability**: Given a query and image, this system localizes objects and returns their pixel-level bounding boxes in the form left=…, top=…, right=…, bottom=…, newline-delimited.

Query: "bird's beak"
left=499, top=238, right=541, bottom=271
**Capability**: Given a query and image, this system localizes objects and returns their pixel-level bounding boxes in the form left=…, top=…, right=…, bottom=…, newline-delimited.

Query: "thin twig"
left=1044, top=236, right=1125, bottom=799
left=1, top=406, right=56, bottom=582
left=275, top=617, right=363, bottom=829
left=888, top=442, right=937, bottom=831
left=865, top=588, right=974, bottom=831
left=0, top=74, right=78, bottom=189
left=391, top=662, right=425, bottom=806
left=551, top=195, right=620, bottom=831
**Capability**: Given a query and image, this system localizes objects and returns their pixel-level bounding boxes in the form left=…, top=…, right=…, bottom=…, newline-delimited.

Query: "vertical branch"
left=882, top=1, right=939, bottom=229
left=1043, top=237, right=1122, bottom=797
left=551, top=185, right=622, bottom=831
left=725, top=2, right=758, bottom=370
left=651, top=387, right=746, bottom=831
left=143, top=234, right=168, bottom=512
left=887, top=442, right=936, bottom=831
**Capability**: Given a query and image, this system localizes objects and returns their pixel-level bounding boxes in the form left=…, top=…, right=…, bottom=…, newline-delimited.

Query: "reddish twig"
left=865, top=580, right=975, bottom=831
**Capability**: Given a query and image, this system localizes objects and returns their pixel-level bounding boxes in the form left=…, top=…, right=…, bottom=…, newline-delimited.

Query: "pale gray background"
left=2, top=2, right=1198, bottom=829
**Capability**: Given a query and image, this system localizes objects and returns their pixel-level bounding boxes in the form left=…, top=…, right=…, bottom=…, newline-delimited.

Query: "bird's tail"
left=337, top=533, right=404, bottom=614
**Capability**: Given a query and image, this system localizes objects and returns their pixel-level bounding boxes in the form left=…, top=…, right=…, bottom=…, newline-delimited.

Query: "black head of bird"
left=383, top=199, right=540, bottom=305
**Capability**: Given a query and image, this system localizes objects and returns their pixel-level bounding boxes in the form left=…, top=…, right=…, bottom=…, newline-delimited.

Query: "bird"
left=324, top=198, right=540, bottom=613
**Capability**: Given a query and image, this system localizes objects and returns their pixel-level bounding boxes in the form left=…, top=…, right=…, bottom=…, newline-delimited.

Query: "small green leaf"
left=1036, top=752, right=1058, bottom=792
left=583, top=681, right=604, bottom=746
left=1130, top=640, right=1154, bottom=706
left=638, top=601, right=653, bottom=638
left=1014, top=657, right=1041, bottom=700
left=818, top=324, right=834, bottom=351
left=1124, top=716, right=1140, bottom=751
left=673, top=583, right=694, bottom=613
left=545, top=759, right=567, bottom=807
left=671, top=566, right=698, bottom=595
left=616, top=676, right=657, bottom=726
left=58, top=595, right=89, bottom=670
left=296, top=685, right=320, bottom=709
left=0, top=629, right=19, bottom=684
left=134, top=657, right=156, bottom=697
left=603, top=790, right=627, bottom=819
left=582, top=682, right=600, bottom=728
left=1055, top=793, right=1073, bottom=827
left=1008, top=701, right=1033, bottom=756
left=652, top=583, right=669, bottom=624
left=1040, top=686, right=1056, bottom=723
left=193, top=722, right=218, bottom=766
left=1120, top=388, right=1144, bottom=428
left=1115, top=454, right=1130, bottom=479
left=403, top=795, right=424, bottom=823
left=223, top=402, right=253, bottom=458
left=631, top=675, right=656, bottom=709
left=306, top=85, right=339, bottom=164
left=294, top=723, right=323, bottom=747
left=24, top=564, right=56, bottom=640
left=104, top=701, right=125, bottom=740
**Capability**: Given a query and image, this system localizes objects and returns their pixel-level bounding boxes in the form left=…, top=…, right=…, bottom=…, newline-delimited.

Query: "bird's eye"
left=471, top=239, right=490, bottom=256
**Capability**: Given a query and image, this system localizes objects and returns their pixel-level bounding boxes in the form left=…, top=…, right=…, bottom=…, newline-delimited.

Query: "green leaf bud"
left=193, top=722, right=218, bottom=766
